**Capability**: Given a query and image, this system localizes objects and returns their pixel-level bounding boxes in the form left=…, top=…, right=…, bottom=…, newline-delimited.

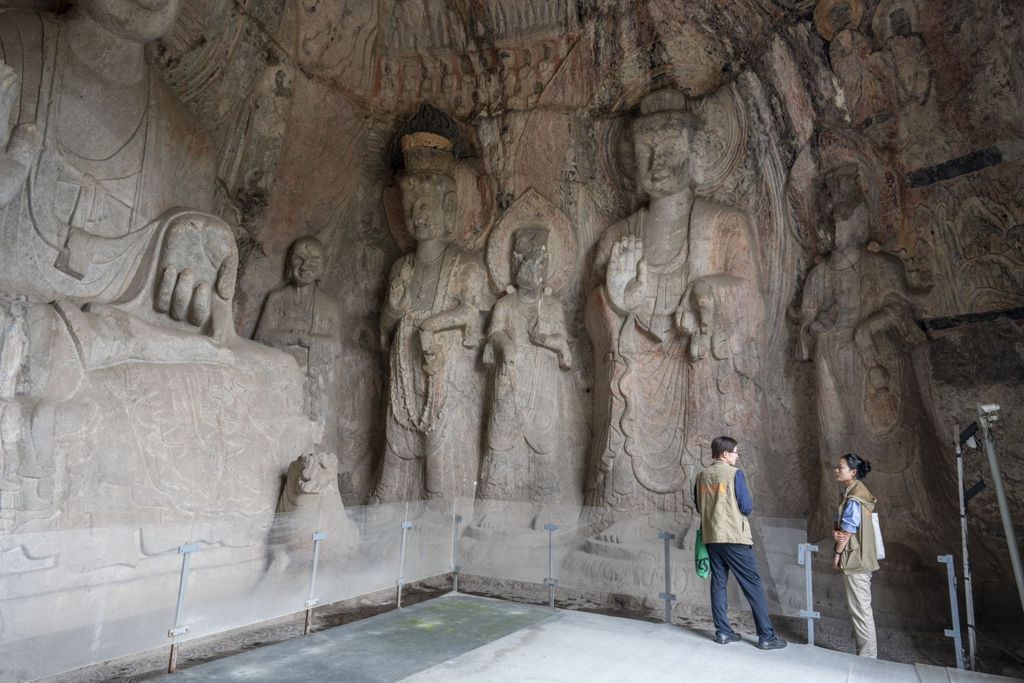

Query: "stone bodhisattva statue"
left=585, top=88, right=765, bottom=535
left=480, top=226, right=572, bottom=504
left=797, top=165, right=952, bottom=559
left=374, top=132, right=489, bottom=501
left=256, top=237, right=342, bottom=444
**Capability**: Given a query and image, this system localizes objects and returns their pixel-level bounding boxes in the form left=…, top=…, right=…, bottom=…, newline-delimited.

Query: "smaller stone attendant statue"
left=481, top=224, right=572, bottom=504
left=255, top=236, right=341, bottom=441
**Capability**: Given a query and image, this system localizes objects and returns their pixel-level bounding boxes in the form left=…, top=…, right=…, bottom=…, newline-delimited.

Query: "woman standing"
left=833, top=453, right=879, bottom=658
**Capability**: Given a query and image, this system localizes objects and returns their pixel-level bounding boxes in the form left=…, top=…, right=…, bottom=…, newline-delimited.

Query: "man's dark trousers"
left=707, top=542, right=775, bottom=641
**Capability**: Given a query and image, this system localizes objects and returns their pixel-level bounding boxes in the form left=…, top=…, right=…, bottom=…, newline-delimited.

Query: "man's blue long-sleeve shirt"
left=693, top=470, right=754, bottom=516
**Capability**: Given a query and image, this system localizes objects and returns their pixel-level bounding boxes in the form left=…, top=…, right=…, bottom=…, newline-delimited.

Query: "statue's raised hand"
left=155, top=212, right=238, bottom=342
left=605, top=235, right=647, bottom=315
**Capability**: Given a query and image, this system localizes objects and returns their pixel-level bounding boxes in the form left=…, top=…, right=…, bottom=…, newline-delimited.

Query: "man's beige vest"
left=697, top=461, right=753, bottom=544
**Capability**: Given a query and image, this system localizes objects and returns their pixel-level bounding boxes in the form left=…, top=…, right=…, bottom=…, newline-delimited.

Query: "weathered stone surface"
left=3, top=0, right=1023, bottom=671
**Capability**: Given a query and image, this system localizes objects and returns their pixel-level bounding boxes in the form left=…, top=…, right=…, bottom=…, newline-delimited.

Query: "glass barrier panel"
left=401, top=498, right=455, bottom=586
left=0, top=521, right=191, bottom=682
left=315, top=501, right=408, bottom=605
left=179, top=511, right=315, bottom=642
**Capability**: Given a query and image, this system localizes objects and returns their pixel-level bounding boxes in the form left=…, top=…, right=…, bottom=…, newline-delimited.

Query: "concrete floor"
left=157, top=593, right=1020, bottom=683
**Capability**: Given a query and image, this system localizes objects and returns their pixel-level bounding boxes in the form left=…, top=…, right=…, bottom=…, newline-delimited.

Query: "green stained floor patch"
left=156, top=594, right=554, bottom=683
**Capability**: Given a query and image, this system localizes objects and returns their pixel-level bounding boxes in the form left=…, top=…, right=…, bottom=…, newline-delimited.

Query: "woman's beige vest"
left=836, top=479, right=880, bottom=574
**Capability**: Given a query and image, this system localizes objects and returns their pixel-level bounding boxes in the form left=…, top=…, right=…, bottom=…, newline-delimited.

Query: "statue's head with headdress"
left=399, top=131, right=459, bottom=242
left=632, top=88, right=702, bottom=200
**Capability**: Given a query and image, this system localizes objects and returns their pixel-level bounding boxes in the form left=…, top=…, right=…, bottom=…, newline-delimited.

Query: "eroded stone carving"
left=796, top=164, right=953, bottom=561
left=479, top=191, right=576, bottom=505
left=271, top=450, right=358, bottom=569
left=255, top=236, right=342, bottom=443
left=373, top=122, right=490, bottom=502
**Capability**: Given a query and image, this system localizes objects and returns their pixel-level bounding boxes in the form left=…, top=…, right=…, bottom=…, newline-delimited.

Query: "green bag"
left=695, top=528, right=710, bottom=579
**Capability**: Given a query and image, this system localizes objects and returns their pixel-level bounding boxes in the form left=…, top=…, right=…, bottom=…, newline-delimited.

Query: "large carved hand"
left=605, top=236, right=647, bottom=315
left=155, top=213, right=238, bottom=342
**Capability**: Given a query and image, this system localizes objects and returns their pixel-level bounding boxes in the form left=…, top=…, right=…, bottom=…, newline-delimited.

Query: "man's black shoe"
left=757, top=637, right=788, bottom=650
left=715, top=632, right=742, bottom=645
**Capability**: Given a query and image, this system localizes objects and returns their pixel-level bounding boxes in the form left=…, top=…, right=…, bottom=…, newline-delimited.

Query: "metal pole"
left=452, top=513, right=463, bottom=593
left=797, top=543, right=820, bottom=645
left=658, top=531, right=676, bottom=624
left=938, top=554, right=965, bottom=669
left=167, top=542, right=199, bottom=673
left=304, top=531, right=326, bottom=635
left=396, top=519, right=412, bottom=608
left=544, top=523, right=558, bottom=608
left=977, top=406, right=1024, bottom=615
left=955, top=429, right=977, bottom=670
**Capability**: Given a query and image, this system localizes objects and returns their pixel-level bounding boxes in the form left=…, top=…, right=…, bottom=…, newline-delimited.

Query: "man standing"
left=695, top=436, right=786, bottom=649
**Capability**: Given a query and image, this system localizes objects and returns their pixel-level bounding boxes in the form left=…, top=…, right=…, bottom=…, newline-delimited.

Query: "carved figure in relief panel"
left=870, top=0, right=949, bottom=165
left=480, top=221, right=572, bottom=504
left=255, top=236, right=341, bottom=444
left=796, top=165, right=953, bottom=559
left=374, top=130, right=489, bottom=502
left=585, top=88, right=765, bottom=532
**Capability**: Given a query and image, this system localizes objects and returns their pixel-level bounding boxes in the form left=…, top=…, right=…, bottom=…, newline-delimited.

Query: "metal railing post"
left=938, top=554, right=966, bottom=670
left=452, top=513, right=463, bottom=593
left=658, top=531, right=676, bottom=624
left=977, top=406, right=1024, bottom=616
left=167, top=542, right=200, bottom=673
left=396, top=519, right=413, bottom=608
left=797, top=543, right=820, bottom=645
left=304, top=531, right=326, bottom=635
left=544, top=523, right=558, bottom=608
left=954, top=427, right=978, bottom=670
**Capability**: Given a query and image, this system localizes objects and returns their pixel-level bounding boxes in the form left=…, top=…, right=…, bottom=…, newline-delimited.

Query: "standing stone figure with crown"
left=584, top=88, right=766, bottom=542
left=374, top=129, right=490, bottom=502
